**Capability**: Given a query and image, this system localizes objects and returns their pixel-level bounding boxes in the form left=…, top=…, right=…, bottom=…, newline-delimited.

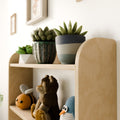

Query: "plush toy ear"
left=24, top=88, right=33, bottom=94
left=20, top=84, right=29, bottom=93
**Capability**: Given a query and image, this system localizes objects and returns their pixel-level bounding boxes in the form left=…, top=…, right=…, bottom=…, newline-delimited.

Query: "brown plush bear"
left=31, top=75, right=60, bottom=120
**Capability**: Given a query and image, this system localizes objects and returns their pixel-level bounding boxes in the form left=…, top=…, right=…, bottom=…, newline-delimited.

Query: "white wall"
left=5, top=0, right=120, bottom=119
left=0, top=0, right=9, bottom=120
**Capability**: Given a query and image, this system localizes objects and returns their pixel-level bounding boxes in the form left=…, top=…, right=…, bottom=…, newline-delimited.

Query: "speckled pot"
left=33, top=41, right=56, bottom=64
left=55, top=35, right=85, bottom=64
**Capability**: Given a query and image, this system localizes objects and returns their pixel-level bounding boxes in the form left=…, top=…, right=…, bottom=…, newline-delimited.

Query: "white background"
left=0, top=0, right=120, bottom=119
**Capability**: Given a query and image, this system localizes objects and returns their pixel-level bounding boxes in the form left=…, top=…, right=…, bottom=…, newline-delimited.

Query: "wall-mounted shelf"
left=8, top=38, right=117, bottom=120
left=10, top=63, right=75, bottom=70
left=10, top=105, right=34, bottom=120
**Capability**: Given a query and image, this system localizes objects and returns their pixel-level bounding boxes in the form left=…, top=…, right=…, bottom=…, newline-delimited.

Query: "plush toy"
left=59, top=96, right=75, bottom=120
left=31, top=75, right=60, bottom=120
left=15, top=84, right=36, bottom=109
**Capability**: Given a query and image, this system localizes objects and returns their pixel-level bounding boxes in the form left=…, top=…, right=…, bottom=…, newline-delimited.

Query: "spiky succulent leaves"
left=47, top=35, right=53, bottom=40
left=44, top=26, right=49, bottom=32
left=38, top=28, right=44, bottom=37
left=80, top=31, right=88, bottom=36
left=63, top=22, right=68, bottom=34
left=59, top=26, right=66, bottom=35
left=31, top=34, right=36, bottom=41
left=34, top=29, right=39, bottom=35
left=16, top=47, right=26, bottom=54
left=26, top=45, right=32, bottom=54
left=75, top=25, right=82, bottom=35
left=72, top=22, right=77, bottom=33
left=41, top=35, right=46, bottom=40
left=54, top=29, right=62, bottom=36
left=68, top=21, right=72, bottom=34
left=35, top=35, right=41, bottom=41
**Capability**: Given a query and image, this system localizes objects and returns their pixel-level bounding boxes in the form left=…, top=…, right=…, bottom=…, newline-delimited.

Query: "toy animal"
left=31, top=75, right=60, bottom=120
left=59, top=96, right=75, bottom=120
left=15, top=84, right=35, bottom=109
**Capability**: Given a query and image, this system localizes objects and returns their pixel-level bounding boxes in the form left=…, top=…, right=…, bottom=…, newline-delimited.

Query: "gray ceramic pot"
left=33, top=41, right=56, bottom=64
left=55, top=35, right=85, bottom=64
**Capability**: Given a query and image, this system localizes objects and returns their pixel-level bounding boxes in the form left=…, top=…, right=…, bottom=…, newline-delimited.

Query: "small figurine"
left=60, top=96, right=75, bottom=120
left=15, top=84, right=35, bottom=109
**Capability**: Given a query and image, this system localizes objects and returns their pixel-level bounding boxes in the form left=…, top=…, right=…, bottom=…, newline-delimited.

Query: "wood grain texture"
left=75, top=38, right=117, bottom=120
left=10, top=64, right=75, bottom=70
left=10, top=106, right=34, bottom=120
left=9, top=53, right=33, bottom=120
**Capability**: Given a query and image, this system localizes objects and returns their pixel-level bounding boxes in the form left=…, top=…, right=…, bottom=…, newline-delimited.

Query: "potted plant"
left=31, top=27, right=56, bottom=64
left=16, top=45, right=36, bottom=64
left=54, top=21, right=87, bottom=64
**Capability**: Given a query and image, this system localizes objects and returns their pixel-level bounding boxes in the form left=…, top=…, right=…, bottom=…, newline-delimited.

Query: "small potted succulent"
left=16, top=45, right=36, bottom=64
left=54, top=21, right=87, bottom=64
left=31, top=27, right=56, bottom=64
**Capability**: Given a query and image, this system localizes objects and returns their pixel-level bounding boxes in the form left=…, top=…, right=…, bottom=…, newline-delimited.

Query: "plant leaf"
left=80, top=31, right=88, bottom=36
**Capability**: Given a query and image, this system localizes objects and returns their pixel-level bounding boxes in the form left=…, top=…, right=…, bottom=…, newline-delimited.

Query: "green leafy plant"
left=54, top=21, right=88, bottom=36
left=16, top=45, right=32, bottom=54
left=31, top=26, right=56, bottom=42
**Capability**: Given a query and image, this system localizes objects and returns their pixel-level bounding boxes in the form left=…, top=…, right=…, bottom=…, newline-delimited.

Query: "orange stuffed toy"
left=15, top=84, right=35, bottom=109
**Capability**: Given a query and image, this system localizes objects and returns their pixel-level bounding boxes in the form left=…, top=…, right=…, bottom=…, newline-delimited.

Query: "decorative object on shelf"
left=60, top=96, right=75, bottom=120
left=26, top=0, right=48, bottom=25
left=32, top=27, right=56, bottom=64
left=10, top=13, right=16, bottom=35
left=31, top=75, right=60, bottom=120
left=16, top=45, right=36, bottom=64
left=15, top=84, right=36, bottom=110
left=54, top=21, right=87, bottom=64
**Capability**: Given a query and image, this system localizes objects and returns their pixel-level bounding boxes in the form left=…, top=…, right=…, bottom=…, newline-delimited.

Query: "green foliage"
left=16, top=45, right=32, bottom=54
left=31, top=26, right=56, bottom=42
left=54, top=21, right=88, bottom=36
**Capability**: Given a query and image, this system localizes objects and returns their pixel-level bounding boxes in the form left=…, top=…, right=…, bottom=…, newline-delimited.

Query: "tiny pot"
left=33, top=41, right=56, bottom=64
left=55, top=35, right=85, bottom=64
left=19, top=54, right=36, bottom=64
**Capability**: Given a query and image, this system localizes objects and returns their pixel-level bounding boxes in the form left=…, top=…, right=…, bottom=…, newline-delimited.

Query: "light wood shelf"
left=9, top=38, right=117, bottom=120
left=10, top=63, right=75, bottom=70
left=10, top=105, right=34, bottom=120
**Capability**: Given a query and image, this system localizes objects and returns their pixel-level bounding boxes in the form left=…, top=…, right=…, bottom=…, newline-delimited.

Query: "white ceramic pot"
left=19, top=54, right=36, bottom=64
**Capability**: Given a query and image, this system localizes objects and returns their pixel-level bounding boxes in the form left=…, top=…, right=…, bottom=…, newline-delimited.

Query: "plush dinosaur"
left=31, top=75, right=60, bottom=120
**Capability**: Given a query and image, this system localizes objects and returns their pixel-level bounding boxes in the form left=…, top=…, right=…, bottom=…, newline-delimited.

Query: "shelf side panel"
left=9, top=53, right=33, bottom=120
left=75, top=38, right=117, bottom=120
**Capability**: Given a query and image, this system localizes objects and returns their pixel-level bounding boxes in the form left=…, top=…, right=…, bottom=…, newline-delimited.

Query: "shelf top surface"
left=10, top=105, right=34, bottom=120
left=10, top=63, right=75, bottom=70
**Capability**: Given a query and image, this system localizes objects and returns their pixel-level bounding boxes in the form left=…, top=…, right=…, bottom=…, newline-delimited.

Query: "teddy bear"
left=31, top=75, right=60, bottom=120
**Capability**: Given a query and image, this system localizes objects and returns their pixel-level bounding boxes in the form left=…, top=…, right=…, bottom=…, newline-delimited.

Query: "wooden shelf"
left=10, top=105, right=34, bottom=120
left=10, top=63, right=75, bottom=70
left=9, top=38, right=117, bottom=120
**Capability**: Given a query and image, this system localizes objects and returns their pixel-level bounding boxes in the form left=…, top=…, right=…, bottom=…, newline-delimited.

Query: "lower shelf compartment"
left=10, top=105, right=34, bottom=120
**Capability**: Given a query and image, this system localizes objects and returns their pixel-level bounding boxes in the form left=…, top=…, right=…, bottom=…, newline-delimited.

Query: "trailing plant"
left=54, top=21, right=88, bottom=36
left=16, top=45, right=32, bottom=54
left=31, top=26, right=56, bottom=42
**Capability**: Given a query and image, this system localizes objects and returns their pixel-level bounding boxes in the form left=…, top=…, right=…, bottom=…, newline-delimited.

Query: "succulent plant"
left=31, top=27, right=56, bottom=42
left=54, top=21, right=88, bottom=36
left=16, top=45, right=32, bottom=54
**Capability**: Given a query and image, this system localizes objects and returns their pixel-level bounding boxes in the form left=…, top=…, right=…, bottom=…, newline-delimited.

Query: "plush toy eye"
left=62, top=105, right=68, bottom=112
left=16, top=98, right=18, bottom=101
left=20, top=100, right=23, bottom=103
